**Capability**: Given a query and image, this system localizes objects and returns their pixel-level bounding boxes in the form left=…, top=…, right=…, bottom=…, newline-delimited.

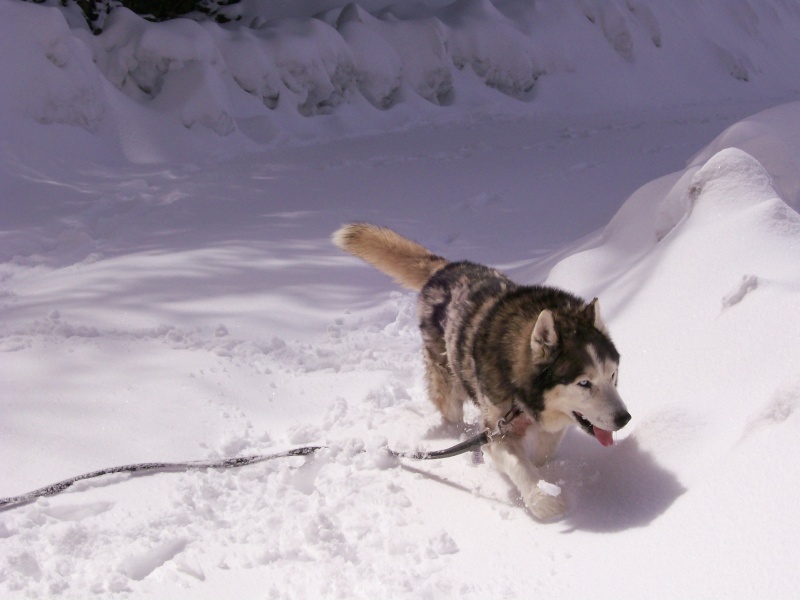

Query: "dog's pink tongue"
left=594, top=427, right=614, bottom=447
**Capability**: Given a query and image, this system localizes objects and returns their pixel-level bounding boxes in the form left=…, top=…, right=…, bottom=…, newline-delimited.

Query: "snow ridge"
left=4, top=0, right=800, bottom=159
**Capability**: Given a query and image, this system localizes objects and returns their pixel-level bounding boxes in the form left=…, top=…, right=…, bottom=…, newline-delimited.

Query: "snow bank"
left=536, top=132, right=800, bottom=594
left=4, top=0, right=800, bottom=160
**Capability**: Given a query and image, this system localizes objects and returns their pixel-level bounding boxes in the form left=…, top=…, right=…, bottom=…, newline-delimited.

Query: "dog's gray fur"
left=333, top=223, right=631, bottom=520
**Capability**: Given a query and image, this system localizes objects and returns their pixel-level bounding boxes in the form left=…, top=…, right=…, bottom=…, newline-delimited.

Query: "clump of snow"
left=536, top=479, right=562, bottom=497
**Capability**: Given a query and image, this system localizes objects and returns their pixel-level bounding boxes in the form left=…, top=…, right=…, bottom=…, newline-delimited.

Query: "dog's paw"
left=524, top=486, right=566, bottom=521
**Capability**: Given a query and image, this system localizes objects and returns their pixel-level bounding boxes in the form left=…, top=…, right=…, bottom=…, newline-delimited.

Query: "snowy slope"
left=546, top=144, right=800, bottom=593
left=2, top=0, right=800, bottom=598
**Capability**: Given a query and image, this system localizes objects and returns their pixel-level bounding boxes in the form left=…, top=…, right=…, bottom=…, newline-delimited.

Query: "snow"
left=2, top=0, right=800, bottom=597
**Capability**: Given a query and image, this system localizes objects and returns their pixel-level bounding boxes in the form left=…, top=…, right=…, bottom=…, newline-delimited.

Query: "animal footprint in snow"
left=741, top=381, right=800, bottom=441
left=426, top=530, right=459, bottom=557
left=721, top=274, right=758, bottom=309
left=119, top=538, right=188, bottom=581
left=40, top=500, right=114, bottom=521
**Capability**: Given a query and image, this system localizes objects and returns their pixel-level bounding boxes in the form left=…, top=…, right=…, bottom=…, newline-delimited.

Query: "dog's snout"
left=615, top=411, right=631, bottom=429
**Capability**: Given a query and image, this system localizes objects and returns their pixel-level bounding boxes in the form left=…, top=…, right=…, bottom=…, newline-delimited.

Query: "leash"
left=0, top=406, right=522, bottom=511
left=0, top=447, right=322, bottom=511
left=387, top=405, right=522, bottom=459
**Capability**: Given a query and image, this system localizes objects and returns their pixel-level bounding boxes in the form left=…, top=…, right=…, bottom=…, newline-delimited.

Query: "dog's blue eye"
left=577, top=380, right=592, bottom=389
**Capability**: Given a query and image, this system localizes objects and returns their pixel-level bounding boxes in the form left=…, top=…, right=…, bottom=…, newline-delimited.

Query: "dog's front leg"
left=530, top=425, right=567, bottom=467
left=486, top=437, right=566, bottom=520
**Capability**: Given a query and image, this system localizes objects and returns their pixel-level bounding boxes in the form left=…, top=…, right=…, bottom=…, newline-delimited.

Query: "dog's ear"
left=531, top=309, right=558, bottom=362
left=584, top=298, right=608, bottom=334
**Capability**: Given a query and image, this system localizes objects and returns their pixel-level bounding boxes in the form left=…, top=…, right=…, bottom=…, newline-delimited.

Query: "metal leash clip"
left=485, top=405, right=522, bottom=443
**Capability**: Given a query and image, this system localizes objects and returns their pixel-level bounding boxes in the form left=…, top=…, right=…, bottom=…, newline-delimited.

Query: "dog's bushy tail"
left=333, top=223, right=449, bottom=290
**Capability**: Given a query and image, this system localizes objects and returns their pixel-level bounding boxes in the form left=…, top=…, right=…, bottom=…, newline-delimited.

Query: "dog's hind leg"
left=423, top=346, right=464, bottom=423
left=485, top=437, right=566, bottom=521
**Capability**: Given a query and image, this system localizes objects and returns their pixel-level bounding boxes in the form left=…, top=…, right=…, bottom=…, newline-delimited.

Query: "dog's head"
left=528, top=299, right=631, bottom=446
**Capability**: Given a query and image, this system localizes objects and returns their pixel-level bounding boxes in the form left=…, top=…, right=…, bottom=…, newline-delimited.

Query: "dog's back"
left=333, top=223, right=449, bottom=290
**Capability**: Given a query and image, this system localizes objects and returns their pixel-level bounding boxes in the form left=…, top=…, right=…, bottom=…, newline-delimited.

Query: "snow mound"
left=690, top=101, right=800, bottom=209
left=440, top=0, right=540, bottom=98
left=261, top=18, right=358, bottom=117
left=549, top=145, right=800, bottom=459
left=0, top=1, right=105, bottom=132
left=336, top=5, right=403, bottom=109
left=538, top=139, right=800, bottom=591
left=367, top=12, right=454, bottom=106
left=551, top=145, right=800, bottom=297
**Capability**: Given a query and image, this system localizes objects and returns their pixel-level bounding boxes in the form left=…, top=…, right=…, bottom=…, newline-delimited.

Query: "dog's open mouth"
left=573, top=412, right=614, bottom=447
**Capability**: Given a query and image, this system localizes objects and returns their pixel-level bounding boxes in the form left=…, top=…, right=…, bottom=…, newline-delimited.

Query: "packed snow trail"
left=4, top=109, right=800, bottom=598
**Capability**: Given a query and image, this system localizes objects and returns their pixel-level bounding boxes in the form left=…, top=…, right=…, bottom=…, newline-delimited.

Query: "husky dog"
left=333, top=223, right=631, bottom=520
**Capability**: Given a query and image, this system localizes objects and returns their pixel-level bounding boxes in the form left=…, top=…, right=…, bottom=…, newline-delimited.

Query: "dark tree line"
left=25, top=0, right=242, bottom=32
